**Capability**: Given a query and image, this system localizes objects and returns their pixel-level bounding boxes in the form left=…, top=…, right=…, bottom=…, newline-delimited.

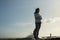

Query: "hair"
left=34, top=8, right=40, bottom=14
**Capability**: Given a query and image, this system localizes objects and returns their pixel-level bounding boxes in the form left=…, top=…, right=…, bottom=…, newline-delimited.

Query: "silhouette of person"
left=33, top=8, right=42, bottom=39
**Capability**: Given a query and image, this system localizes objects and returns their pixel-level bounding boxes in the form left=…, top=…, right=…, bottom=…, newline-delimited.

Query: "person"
left=33, top=8, right=42, bottom=40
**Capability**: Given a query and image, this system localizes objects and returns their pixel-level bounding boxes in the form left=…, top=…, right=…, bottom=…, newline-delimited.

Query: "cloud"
left=42, top=17, right=60, bottom=24
left=53, top=17, right=60, bottom=22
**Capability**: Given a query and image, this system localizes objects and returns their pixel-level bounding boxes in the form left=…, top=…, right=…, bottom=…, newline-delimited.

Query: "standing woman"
left=33, top=8, right=42, bottom=40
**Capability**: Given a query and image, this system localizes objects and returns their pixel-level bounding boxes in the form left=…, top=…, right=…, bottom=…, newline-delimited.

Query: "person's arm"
left=38, top=14, right=42, bottom=20
left=39, top=15, right=42, bottom=20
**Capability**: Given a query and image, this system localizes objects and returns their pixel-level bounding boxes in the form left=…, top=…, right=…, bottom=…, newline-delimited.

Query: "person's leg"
left=33, top=22, right=41, bottom=39
left=33, top=23, right=38, bottom=39
left=36, top=22, right=41, bottom=38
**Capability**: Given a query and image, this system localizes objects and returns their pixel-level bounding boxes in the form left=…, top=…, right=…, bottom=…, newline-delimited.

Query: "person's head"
left=35, top=8, right=40, bottom=13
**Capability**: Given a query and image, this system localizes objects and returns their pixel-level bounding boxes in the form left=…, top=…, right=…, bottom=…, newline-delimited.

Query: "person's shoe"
left=35, top=37, right=40, bottom=40
left=32, top=38, right=36, bottom=40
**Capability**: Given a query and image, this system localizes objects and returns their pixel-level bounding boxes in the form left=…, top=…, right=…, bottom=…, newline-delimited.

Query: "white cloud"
left=39, top=17, right=60, bottom=37
left=53, top=17, right=60, bottom=22
left=42, top=17, right=60, bottom=24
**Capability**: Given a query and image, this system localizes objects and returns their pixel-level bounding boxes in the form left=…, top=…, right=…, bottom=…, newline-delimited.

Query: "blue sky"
left=0, top=0, right=60, bottom=38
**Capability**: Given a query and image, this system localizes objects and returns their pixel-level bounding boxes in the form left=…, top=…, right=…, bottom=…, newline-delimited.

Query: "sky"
left=0, top=0, right=60, bottom=38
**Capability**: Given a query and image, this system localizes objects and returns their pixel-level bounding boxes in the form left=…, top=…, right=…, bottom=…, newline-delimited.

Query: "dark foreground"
left=0, top=37, right=60, bottom=40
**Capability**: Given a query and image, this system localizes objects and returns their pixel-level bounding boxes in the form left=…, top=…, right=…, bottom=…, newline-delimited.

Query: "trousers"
left=33, top=22, right=41, bottom=39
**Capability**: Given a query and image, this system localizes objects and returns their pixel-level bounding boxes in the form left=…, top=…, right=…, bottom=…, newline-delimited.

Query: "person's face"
left=36, top=9, right=40, bottom=13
